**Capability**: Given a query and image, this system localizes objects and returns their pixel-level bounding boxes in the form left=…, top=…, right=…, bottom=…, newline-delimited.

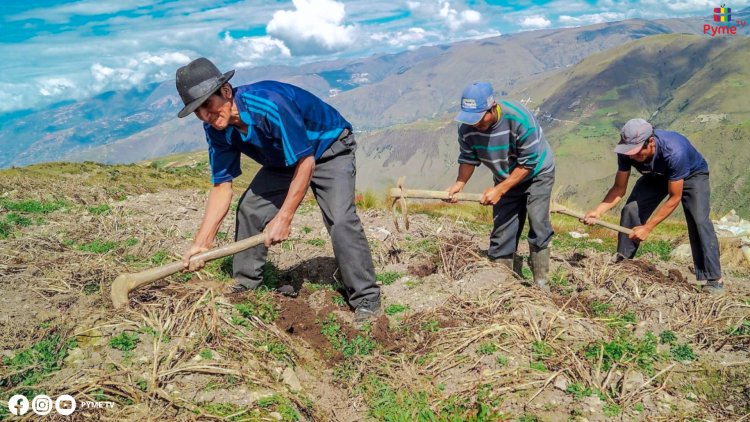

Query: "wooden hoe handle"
left=111, top=233, right=266, bottom=309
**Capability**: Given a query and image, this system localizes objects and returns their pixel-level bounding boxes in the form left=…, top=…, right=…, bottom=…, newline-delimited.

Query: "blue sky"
left=1, top=0, right=746, bottom=113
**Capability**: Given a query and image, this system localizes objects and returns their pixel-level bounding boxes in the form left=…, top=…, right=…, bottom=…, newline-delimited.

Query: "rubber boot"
left=495, top=254, right=523, bottom=278
left=529, top=247, right=551, bottom=292
left=513, top=254, right=524, bottom=278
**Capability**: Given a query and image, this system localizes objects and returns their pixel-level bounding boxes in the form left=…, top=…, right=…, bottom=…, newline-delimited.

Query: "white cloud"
left=90, top=51, right=192, bottom=91
left=10, top=0, right=156, bottom=23
left=266, top=0, right=357, bottom=55
left=559, top=12, right=628, bottom=25
left=222, top=33, right=291, bottom=68
left=37, top=78, right=77, bottom=97
left=408, top=0, right=482, bottom=32
left=519, top=16, right=552, bottom=29
left=370, top=27, right=429, bottom=47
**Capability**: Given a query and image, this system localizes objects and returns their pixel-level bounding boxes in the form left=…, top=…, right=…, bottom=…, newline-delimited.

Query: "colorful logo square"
left=714, top=6, right=732, bottom=22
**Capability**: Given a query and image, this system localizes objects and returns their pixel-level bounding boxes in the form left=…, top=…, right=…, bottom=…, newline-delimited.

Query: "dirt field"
left=1, top=162, right=749, bottom=421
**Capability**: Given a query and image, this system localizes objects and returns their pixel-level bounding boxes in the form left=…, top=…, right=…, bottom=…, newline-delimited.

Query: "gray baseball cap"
left=614, top=118, right=653, bottom=155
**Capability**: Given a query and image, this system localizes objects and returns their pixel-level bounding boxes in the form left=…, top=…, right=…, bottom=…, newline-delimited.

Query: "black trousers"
left=617, top=172, right=722, bottom=281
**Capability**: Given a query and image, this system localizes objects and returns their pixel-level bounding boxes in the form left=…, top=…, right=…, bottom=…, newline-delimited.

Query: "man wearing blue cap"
left=583, top=119, right=723, bottom=294
left=174, top=57, right=381, bottom=326
left=447, top=82, right=556, bottom=290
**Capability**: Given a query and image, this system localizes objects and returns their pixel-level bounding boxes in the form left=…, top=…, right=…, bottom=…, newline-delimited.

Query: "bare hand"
left=480, top=185, right=503, bottom=206
left=444, top=182, right=465, bottom=203
left=582, top=210, right=601, bottom=225
left=263, top=214, right=292, bottom=247
left=628, top=225, right=651, bottom=242
left=183, top=244, right=209, bottom=271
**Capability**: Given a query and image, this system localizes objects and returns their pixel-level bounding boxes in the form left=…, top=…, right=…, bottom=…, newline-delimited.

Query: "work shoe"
left=354, top=298, right=382, bottom=330
left=529, top=247, right=551, bottom=293
left=275, top=284, right=298, bottom=298
left=224, top=282, right=251, bottom=295
left=702, top=279, right=724, bottom=295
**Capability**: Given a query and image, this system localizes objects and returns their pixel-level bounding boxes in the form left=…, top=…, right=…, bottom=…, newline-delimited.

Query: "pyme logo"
left=704, top=4, right=746, bottom=36
left=714, top=5, right=732, bottom=22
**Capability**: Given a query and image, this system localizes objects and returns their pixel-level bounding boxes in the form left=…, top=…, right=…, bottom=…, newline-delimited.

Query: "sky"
left=1, top=0, right=747, bottom=114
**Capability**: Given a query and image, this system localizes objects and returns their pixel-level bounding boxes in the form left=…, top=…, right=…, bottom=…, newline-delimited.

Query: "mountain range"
left=2, top=10, right=749, bottom=214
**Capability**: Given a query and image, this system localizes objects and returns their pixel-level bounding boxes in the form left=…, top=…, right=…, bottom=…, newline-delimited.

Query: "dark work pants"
left=233, top=133, right=380, bottom=308
left=617, top=172, right=722, bottom=281
left=489, top=171, right=555, bottom=258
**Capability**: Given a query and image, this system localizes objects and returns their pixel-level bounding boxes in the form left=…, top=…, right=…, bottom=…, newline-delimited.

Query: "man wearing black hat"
left=175, top=57, right=381, bottom=325
left=583, top=118, right=723, bottom=294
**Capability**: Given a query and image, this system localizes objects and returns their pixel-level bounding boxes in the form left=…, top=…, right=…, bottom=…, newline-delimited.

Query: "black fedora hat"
left=175, top=57, right=235, bottom=118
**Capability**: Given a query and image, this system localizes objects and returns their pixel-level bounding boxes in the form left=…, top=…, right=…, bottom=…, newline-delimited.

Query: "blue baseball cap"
left=455, top=82, right=495, bottom=125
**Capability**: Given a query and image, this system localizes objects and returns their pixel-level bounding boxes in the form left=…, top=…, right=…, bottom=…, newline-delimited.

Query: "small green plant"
left=385, top=304, right=409, bottom=316
left=376, top=271, right=403, bottom=286
left=260, top=262, right=282, bottom=289
left=125, top=238, right=139, bottom=247
left=585, top=332, right=659, bottom=373
left=420, top=319, right=440, bottom=333
left=0, top=198, right=68, bottom=214
left=566, top=383, right=593, bottom=400
left=659, top=330, right=678, bottom=344
left=109, top=332, right=140, bottom=351
left=589, top=300, right=611, bottom=317
left=531, top=341, right=554, bottom=361
left=78, top=239, right=118, bottom=254
left=266, top=341, right=289, bottom=361
left=332, top=295, right=346, bottom=306
left=234, top=292, right=279, bottom=323
left=549, top=269, right=573, bottom=294
left=635, top=240, right=673, bottom=261
left=496, top=355, right=509, bottom=366
left=87, top=204, right=110, bottom=215
left=216, top=231, right=227, bottom=240
left=204, top=256, right=233, bottom=282
left=0, top=220, right=11, bottom=238
left=530, top=361, right=547, bottom=372
left=199, top=349, right=213, bottom=360
left=150, top=250, right=170, bottom=265
left=305, top=238, right=325, bottom=247
left=5, top=213, right=33, bottom=227
left=603, top=403, right=621, bottom=417
left=727, top=320, right=750, bottom=336
left=518, top=414, right=540, bottom=422
left=521, top=267, right=533, bottom=281
left=2, top=334, right=77, bottom=387
left=633, top=402, right=645, bottom=412
left=477, top=342, right=498, bottom=356
left=302, top=226, right=313, bottom=234
left=83, top=282, right=100, bottom=295
left=670, top=343, right=696, bottom=361
left=320, top=313, right=376, bottom=358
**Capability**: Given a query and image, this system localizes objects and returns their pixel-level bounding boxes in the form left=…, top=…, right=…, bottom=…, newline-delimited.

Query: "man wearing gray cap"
left=583, top=119, right=723, bottom=294
left=174, top=57, right=381, bottom=326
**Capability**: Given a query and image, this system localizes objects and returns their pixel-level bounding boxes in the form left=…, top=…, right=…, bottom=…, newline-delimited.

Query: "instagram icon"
left=31, top=395, right=53, bottom=415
